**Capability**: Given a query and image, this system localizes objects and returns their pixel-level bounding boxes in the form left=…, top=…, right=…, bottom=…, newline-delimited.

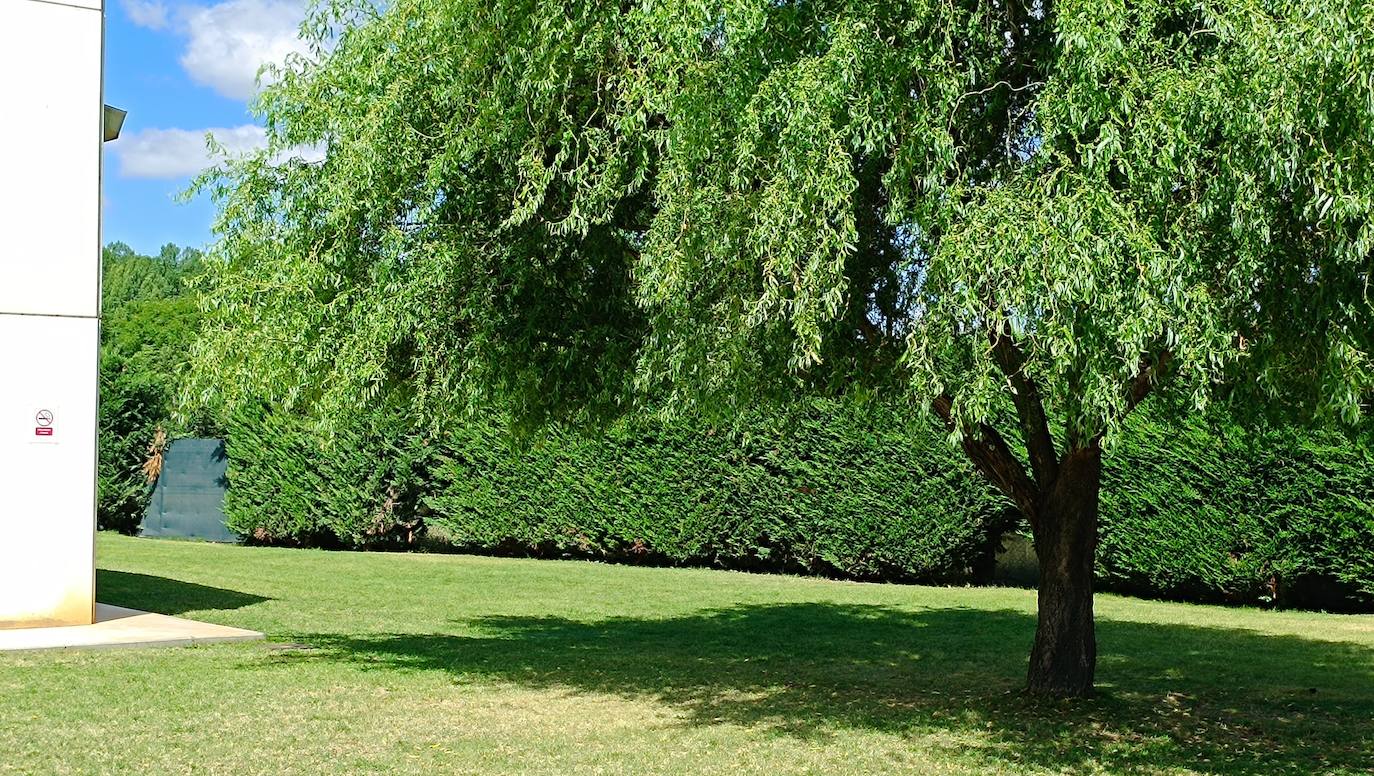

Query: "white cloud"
left=133, top=0, right=308, bottom=101
left=121, top=0, right=312, bottom=101
left=122, top=0, right=170, bottom=30
left=112, top=125, right=267, bottom=179
left=111, top=125, right=325, bottom=179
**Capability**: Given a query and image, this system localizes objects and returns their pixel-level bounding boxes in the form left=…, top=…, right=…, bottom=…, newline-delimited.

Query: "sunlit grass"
left=1, top=533, right=1370, bottom=775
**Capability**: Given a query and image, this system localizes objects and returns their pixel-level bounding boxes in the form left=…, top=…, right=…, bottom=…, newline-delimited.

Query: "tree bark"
left=937, top=343, right=1168, bottom=698
left=1026, top=445, right=1101, bottom=698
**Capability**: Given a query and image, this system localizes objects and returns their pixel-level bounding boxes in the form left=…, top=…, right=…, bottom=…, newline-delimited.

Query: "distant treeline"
left=97, top=241, right=214, bottom=532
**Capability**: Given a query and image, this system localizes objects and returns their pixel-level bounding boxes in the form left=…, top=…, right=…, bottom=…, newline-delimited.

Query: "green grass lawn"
left=1, top=534, right=1371, bottom=775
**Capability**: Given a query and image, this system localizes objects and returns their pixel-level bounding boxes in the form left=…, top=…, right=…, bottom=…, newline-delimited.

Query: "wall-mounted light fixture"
left=103, top=104, right=125, bottom=142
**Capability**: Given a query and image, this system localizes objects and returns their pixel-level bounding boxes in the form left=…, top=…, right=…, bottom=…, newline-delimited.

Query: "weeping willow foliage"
left=187, top=0, right=1374, bottom=446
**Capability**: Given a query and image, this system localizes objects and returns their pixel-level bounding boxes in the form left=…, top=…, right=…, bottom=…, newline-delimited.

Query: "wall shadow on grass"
left=97, top=569, right=270, bottom=615
left=291, top=604, right=1372, bottom=774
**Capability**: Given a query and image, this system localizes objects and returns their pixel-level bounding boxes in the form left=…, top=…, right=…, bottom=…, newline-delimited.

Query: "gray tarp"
left=140, top=438, right=235, bottom=543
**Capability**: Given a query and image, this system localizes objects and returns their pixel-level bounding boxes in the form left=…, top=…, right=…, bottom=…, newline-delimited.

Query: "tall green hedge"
left=1098, top=415, right=1374, bottom=610
left=424, top=403, right=1015, bottom=580
left=220, top=401, right=1374, bottom=610
left=223, top=404, right=431, bottom=547
left=97, top=351, right=168, bottom=533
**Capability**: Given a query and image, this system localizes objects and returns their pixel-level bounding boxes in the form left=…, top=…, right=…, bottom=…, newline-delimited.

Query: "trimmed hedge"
left=1097, top=414, right=1264, bottom=603
left=424, top=403, right=1014, bottom=580
left=223, top=404, right=430, bottom=547
left=1099, top=415, right=1374, bottom=610
left=220, top=401, right=1374, bottom=610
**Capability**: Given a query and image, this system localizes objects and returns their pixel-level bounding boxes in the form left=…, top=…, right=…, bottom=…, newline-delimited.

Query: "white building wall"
left=0, top=0, right=104, bottom=627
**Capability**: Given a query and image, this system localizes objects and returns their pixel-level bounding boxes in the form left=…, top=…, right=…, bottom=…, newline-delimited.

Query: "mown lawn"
left=1, top=534, right=1371, bottom=775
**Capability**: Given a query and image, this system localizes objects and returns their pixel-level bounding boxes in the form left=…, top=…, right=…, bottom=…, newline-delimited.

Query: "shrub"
left=1246, top=425, right=1374, bottom=609
left=220, top=400, right=1374, bottom=610
left=423, top=401, right=1014, bottom=580
left=222, top=403, right=432, bottom=547
left=1097, top=412, right=1374, bottom=610
left=224, top=399, right=1014, bottom=581
left=97, top=351, right=165, bottom=532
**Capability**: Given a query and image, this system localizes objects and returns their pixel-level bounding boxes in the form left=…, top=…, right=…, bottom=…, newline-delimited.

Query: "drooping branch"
left=932, top=394, right=1040, bottom=525
left=988, top=324, right=1059, bottom=490
left=1125, top=349, right=1172, bottom=415
left=1089, top=349, right=1174, bottom=446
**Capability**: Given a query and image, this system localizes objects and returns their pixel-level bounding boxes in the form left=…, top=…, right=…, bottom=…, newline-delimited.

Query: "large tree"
left=188, top=0, right=1374, bottom=696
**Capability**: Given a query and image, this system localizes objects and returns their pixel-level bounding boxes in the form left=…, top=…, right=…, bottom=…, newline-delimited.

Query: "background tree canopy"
left=99, top=242, right=208, bottom=531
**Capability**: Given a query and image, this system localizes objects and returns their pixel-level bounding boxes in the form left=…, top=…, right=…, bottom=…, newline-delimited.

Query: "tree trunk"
left=1026, top=446, right=1101, bottom=698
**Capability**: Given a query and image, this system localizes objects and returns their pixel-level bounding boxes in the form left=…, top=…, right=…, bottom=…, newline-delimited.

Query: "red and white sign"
left=34, top=409, right=54, bottom=437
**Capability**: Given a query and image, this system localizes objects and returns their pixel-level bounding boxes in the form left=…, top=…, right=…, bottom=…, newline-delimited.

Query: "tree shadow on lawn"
left=97, top=570, right=270, bottom=616
left=289, top=604, right=1372, bottom=774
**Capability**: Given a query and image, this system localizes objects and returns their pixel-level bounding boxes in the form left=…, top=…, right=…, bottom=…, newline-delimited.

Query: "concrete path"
left=0, top=604, right=263, bottom=652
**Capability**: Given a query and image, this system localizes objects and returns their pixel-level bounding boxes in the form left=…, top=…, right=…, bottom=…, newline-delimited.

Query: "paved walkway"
left=0, top=604, right=262, bottom=652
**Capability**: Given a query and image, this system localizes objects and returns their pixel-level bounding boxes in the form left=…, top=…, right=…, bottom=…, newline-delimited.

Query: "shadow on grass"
left=288, top=604, right=1371, bottom=774
left=97, top=570, right=270, bottom=615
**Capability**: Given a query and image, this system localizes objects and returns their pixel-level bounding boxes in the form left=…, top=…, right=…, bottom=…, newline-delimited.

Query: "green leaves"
left=188, top=0, right=1374, bottom=448
left=99, top=243, right=208, bottom=531
left=227, top=397, right=1014, bottom=579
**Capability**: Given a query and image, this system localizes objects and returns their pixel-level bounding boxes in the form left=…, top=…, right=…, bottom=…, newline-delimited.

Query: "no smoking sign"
left=34, top=409, right=54, bottom=438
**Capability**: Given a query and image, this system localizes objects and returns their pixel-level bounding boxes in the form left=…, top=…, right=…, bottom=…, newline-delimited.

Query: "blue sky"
left=103, top=0, right=309, bottom=255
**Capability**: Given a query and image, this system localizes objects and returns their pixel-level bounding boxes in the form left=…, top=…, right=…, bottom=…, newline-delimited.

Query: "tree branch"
left=1125, top=349, right=1172, bottom=415
left=1089, top=349, right=1174, bottom=447
left=932, top=394, right=1040, bottom=525
left=988, top=323, right=1059, bottom=490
